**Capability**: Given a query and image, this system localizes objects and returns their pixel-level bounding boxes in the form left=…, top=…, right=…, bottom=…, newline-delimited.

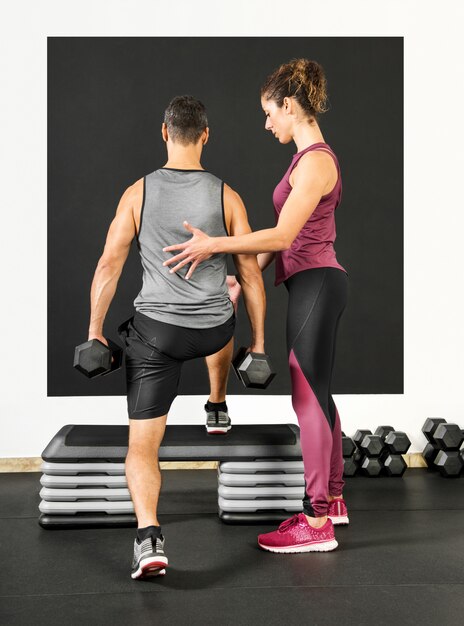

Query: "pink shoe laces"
left=278, top=514, right=302, bottom=532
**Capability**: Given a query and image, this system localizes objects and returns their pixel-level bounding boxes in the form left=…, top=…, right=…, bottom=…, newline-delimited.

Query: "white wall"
left=1, top=1, right=463, bottom=457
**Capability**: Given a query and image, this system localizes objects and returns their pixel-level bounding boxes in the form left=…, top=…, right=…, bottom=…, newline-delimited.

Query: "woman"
left=163, top=59, right=348, bottom=553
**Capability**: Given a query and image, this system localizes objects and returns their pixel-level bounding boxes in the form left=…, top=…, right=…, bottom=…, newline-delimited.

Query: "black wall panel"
left=48, top=37, right=403, bottom=397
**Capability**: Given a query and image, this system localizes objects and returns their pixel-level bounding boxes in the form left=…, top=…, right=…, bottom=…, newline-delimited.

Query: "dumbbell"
left=232, top=347, right=276, bottom=389
left=421, top=418, right=446, bottom=471
left=73, top=338, right=123, bottom=378
left=353, top=429, right=372, bottom=448
left=380, top=431, right=411, bottom=477
left=431, top=422, right=463, bottom=477
left=422, top=417, right=446, bottom=443
left=342, top=435, right=357, bottom=476
left=358, top=434, right=385, bottom=476
left=422, top=442, right=440, bottom=470
left=435, top=450, right=463, bottom=477
left=374, top=425, right=395, bottom=441
left=421, top=418, right=464, bottom=477
left=433, top=423, right=463, bottom=450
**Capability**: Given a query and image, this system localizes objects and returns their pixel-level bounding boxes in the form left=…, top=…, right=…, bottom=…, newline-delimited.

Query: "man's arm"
left=257, top=252, right=275, bottom=272
left=224, top=184, right=266, bottom=353
left=88, top=180, right=141, bottom=341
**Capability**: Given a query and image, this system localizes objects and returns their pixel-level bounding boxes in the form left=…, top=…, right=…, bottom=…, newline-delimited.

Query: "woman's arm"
left=163, top=151, right=333, bottom=278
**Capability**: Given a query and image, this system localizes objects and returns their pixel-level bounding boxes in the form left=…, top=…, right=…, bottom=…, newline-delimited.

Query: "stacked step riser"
left=218, top=460, right=304, bottom=522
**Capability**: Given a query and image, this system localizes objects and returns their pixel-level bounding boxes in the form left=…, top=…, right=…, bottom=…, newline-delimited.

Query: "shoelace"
left=278, top=514, right=302, bottom=532
left=208, top=410, right=229, bottom=424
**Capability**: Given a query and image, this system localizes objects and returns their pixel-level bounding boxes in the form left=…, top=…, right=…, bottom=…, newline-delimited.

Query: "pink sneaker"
left=258, top=513, right=338, bottom=553
left=328, top=498, right=349, bottom=525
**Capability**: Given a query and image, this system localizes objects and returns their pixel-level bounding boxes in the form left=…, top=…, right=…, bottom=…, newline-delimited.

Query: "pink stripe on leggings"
left=289, top=349, right=344, bottom=517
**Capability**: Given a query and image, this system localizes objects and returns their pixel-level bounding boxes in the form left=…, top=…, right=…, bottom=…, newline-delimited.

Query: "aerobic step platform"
left=42, top=424, right=301, bottom=462
left=39, top=423, right=302, bottom=529
left=217, top=460, right=305, bottom=524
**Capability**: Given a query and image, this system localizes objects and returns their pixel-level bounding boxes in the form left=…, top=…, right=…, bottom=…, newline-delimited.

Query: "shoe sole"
left=258, top=539, right=338, bottom=553
left=131, top=556, right=168, bottom=579
left=206, top=426, right=231, bottom=434
left=329, top=515, right=349, bottom=525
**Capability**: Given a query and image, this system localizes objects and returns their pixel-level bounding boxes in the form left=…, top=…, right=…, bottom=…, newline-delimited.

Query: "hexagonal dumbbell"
left=74, top=338, right=123, bottom=378
left=360, top=456, right=383, bottom=477
left=232, top=347, right=276, bottom=389
left=353, top=429, right=372, bottom=448
left=359, top=434, right=385, bottom=477
left=384, top=431, right=411, bottom=455
left=342, top=436, right=356, bottom=458
left=434, top=450, right=464, bottom=477
left=380, top=451, right=407, bottom=477
left=343, top=457, right=358, bottom=476
left=359, top=434, right=385, bottom=457
left=374, top=425, right=395, bottom=442
left=422, top=417, right=446, bottom=443
left=422, top=442, right=440, bottom=471
left=433, top=423, right=464, bottom=451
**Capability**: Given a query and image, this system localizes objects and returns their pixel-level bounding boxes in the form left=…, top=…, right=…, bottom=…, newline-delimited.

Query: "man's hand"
left=87, top=334, right=109, bottom=347
left=226, top=275, right=242, bottom=312
left=162, top=221, right=215, bottom=279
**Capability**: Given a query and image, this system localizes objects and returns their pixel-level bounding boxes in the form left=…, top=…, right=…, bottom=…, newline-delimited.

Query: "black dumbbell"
left=384, top=431, right=411, bottom=455
left=422, top=442, right=440, bottom=471
left=358, top=434, right=385, bottom=477
left=434, top=450, right=464, bottom=477
left=353, top=429, right=372, bottom=448
left=375, top=431, right=410, bottom=477
left=374, top=425, right=395, bottom=442
left=380, top=452, right=407, bottom=477
left=422, top=418, right=446, bottom=443
left=342, top=436, right=356, bottom=458
left=343, top=457, right=358, bottom=477
left=232, top=347, right=276, bottom=389
left=359, top=434, right=385, bottom=457
left=74, top=338, right=123, bottom=378
left=433, top=423, right=464, bottom=451
left=359, top=456, right=383, bottom=477
left=421, top=418, right=446, bottom=471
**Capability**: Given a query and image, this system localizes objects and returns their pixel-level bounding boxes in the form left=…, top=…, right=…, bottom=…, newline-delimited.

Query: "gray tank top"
left=133, top=168, right=233, bottom=328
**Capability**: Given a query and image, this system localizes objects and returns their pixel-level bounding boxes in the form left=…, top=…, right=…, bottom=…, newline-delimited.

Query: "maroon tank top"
left=273, top=142, right=346, bottom=286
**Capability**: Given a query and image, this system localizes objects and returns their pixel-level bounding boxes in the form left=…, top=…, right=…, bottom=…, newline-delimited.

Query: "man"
left=87, top=95, right=266, bottom=579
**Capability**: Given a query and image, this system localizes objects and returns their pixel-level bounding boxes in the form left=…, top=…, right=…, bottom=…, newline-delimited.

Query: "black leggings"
left=285, top=268, right=348, bottom=517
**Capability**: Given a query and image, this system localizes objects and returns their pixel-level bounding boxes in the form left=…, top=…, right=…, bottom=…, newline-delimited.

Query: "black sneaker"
left=131, top=534, right=168, bottom=579
left=205, top=403, right=232, bottom=434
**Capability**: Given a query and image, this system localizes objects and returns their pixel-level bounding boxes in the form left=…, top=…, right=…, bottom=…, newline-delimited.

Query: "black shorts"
left=118, top=311, right=236, bottom=419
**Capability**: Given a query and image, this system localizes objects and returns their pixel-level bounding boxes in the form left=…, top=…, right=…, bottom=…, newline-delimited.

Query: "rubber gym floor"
left=0, top=469, right=463, bottom=626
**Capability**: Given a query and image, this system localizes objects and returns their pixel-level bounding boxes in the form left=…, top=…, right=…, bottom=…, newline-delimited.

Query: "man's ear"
left=202, top=127, right=210, bottom=146
left=161, top=122, right=168, bottom=143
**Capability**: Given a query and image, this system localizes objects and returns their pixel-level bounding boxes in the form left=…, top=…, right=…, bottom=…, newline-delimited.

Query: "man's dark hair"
left=163, top=95, right=208, bottom=145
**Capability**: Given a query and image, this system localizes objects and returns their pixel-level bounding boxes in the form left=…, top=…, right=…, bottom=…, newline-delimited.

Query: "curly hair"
left=261, top=59, right=329, bottom=119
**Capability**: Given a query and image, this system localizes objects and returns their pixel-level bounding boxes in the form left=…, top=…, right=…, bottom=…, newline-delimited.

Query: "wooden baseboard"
left=0, top=454, right=427, bottom=473
left=404, top=453, right=427, bottom=468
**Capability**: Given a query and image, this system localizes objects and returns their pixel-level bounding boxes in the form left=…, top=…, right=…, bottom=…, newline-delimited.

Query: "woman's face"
left=261, top=96, right=293, bottom=144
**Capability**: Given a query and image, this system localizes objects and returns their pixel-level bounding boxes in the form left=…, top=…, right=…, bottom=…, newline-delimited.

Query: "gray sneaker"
left=131, top=534, right=168, bottom=579
left=205, top=404, right=232, bottom=434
